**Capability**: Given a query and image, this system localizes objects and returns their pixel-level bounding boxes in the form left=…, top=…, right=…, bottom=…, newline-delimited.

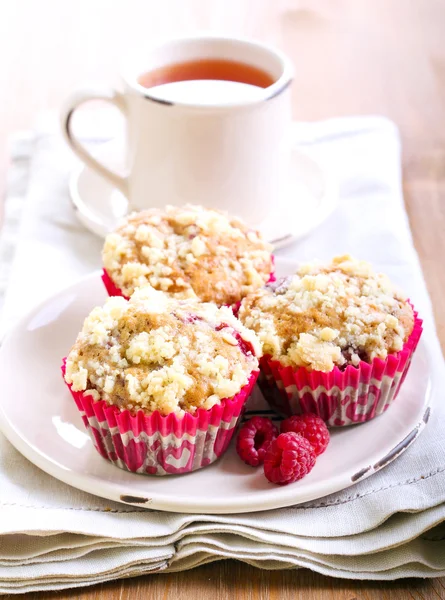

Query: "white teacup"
left=61, top=36, right=294, bottom=226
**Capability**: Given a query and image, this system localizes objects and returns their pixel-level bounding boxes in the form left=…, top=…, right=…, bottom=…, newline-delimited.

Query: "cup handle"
left=61, top=88, right=129, bottom=197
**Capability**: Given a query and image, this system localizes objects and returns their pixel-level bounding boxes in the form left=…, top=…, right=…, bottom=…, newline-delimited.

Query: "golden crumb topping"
left=102, top=204, right=273, bottom=305
left=64, top=287, right=261, bottom=415
left=239, top=255, right=414, bottom=372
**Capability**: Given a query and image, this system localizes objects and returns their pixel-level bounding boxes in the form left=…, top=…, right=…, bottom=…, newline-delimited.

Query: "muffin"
left=63, top=286, right=261, bottom=475
left=102, top=204, right=274, bottom=306
left=239, top=255, right=422, bottom=426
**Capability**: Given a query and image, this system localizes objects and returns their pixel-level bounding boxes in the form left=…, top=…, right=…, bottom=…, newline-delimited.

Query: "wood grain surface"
left=1, top=0, right=445, bottom=598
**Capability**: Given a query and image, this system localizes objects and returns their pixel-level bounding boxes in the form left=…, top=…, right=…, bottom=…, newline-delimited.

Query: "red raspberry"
left=236, top=416, right=278, bottom=467
left=263, top=432, right=316, bottom=485
left=280, top=413, right=330, bottom=456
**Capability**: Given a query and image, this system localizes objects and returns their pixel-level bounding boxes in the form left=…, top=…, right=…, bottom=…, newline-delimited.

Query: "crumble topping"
left=102, top=204, right=273, bottom=305
left=64, top=286, right=261, bottom=415
left=239, top=255, right=414, bottom=372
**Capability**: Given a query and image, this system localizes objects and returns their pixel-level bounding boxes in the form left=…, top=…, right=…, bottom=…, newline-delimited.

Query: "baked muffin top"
left=64, top=286, right=261, bottom=416
left=102, top=204, right=273, bottom=305
left=239, top=255, right=414, bottom=372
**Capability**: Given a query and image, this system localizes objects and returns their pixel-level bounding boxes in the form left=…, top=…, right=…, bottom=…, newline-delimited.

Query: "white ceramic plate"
left=0, top=259, right=432, bottom=514
left=69, top=139, right=338, bottom=250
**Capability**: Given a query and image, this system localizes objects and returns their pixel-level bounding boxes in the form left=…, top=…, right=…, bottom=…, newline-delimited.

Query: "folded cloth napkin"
left=1, top=116, right=445, bottom=594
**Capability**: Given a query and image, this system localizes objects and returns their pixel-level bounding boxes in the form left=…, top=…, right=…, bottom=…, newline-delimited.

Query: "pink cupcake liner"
left=62, top=361, right=259, bottom=475
left=102, top=269, right=129, bottom=300
left=258, top=313, right=423, bottom=427
left=101, top=254, right=276, bottom=309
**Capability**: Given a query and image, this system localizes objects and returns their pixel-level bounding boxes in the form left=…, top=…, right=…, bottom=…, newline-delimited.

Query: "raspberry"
left=236, top=416, right=278, bottom=467
left=263, top=432, right=316, bottom=485
left=215, top=323, right=256, bottom=356
left=280, top=413, right=330, bottom=456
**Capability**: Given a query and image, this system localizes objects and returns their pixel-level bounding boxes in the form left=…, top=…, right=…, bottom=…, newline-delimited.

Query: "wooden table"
left=1, top=1, right=445, bottom=598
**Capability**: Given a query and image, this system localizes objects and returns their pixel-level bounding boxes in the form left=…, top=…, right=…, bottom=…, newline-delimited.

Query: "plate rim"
left=0, top=270, right=433, bottom=514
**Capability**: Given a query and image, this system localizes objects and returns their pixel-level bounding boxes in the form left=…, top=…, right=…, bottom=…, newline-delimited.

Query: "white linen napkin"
left=1, top=116, right=445, bottom=594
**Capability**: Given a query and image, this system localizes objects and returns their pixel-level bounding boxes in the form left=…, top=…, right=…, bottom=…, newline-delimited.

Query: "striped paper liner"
left=62, top=362, right=259, bottom=476
left=258, top=314, right=423, bottom=427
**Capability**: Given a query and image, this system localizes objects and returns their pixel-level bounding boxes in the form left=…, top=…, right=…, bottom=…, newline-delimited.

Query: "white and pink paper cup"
left=102, top=269, right=129, bottom=300
left=62, top=361, right=258, bottom=475
left=258, top=313, right=423, bottom=427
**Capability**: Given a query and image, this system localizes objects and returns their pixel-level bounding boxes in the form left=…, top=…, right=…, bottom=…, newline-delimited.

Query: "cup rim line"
left=119, top=34, right=294, bottom=109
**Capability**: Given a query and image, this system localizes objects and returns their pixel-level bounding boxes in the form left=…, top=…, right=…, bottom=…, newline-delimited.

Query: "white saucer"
left=69, top=143, right=337, bottom=250
left=0, top=258, right=431, bottom=514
